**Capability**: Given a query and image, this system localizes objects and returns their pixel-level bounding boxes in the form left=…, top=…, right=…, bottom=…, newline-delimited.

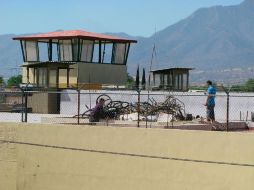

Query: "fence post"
left=24, top=91, right=28, bottom=122
left=21, top=90, right=24, bottom=122
left=77, top=89, right=80, bottom=125
left=137, top=89, right=140, bottom=128
left=221, top=85, right=230, bottom=132
left=226, top=92, right=229, bottom=131
left=145, top=91, right=149, bottom=128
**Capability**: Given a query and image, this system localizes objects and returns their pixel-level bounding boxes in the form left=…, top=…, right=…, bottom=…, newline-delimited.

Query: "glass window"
left=92, top=43, right=99, bottom=63
left=179, top=74, right=183, bottom=90
left=112, top=43, right=127, bottom=64
left=25, top=41, right=38, bottom=61
left=52, top=43, right=58, bottom=61
left=72, top=38, right=79, bottom=62
left=59, top=40, right=72, bottom=61
left=168, top=73, right=173, bottom=86
left=174, top=75, right=178, bottom=90
left=80, top=40, right=94, bottom=62
left=164, top=74, right=168, bottom=87
left=49, top=69, right=57, bottom=88
left=182, top=73, right=188, bottom=90
left=38, top=68, right=47, bottom=87
left=102, top=43, right=113, bottom=63
left=154, top=74, right=160, bottom=86
left=38, top=42, right=48, bottom=62
left=33, top=68, right=37, bottom=84
left=160, top=74, right=164, bottom=86
left=58, top=69, right=68, bottom=88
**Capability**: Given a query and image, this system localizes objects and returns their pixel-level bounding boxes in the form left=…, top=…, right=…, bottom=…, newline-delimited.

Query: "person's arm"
left=205, top=87, right=212, bottom=106
left=205, top=94, right=211, bottom=106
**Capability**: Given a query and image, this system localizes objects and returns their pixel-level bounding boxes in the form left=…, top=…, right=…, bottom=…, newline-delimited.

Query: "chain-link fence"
left=0, top=89, right=253, bottom=130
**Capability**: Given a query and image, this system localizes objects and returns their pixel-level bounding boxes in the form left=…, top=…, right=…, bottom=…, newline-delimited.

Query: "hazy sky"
left=0, top=0, right=244, bottom=37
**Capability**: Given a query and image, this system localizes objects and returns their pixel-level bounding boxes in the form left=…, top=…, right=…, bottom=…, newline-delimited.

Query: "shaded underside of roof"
left=151, top=67, right=193, bottom=74
left=21, top=61, right=76, bottom=68
left=13, top=30, right=137, bottom=43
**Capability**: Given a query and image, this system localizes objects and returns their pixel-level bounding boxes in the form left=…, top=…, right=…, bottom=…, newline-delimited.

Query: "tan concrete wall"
left=77, top=63, right=127, bottom=85
left=28, top=92, right=59, bottom=114
left=0, top=125, right=17, bottom=190
left=0, top=122, right=254, bottom=190
left=27, top=93, right=49, bottom=113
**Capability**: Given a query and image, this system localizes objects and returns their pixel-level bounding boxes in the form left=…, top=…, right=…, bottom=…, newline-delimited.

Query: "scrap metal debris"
left=74, top=94, right=188, bottom=122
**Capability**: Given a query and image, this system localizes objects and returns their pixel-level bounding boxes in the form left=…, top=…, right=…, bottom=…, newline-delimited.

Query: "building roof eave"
left=13, top=30, right=137, bottom=43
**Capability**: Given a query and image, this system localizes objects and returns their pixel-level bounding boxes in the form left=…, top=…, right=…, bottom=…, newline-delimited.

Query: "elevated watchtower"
left=13, top=30, right=137, bottom=89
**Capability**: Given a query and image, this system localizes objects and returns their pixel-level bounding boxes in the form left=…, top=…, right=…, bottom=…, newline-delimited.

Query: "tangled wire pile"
left=75, top=94, right=186, bottom=122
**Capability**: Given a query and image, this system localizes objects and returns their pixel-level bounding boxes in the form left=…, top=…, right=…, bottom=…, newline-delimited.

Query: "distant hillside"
left=128, top=0, right=254, bottom=84
left=0, top=34, right=22, bottom=79
left=1, top=0, right=254, bottom=84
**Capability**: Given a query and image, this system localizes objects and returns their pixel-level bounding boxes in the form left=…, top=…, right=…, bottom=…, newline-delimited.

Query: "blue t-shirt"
left=207, top=85, right=216, bottom=106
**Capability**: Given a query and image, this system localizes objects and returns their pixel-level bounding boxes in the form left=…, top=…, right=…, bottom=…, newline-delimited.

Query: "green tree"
left=231, top=78, right=254, bottom=92
left=0, top=76, right=5, bottom=85
left=135, top=65, right=140, bottom=89
left=245, top=79, right=254, bottom=92
left=7, top=75, right=22, bottom=87
left=141, top=68, right=146, bottom=90
left=126, top=73, right=135, bottom=88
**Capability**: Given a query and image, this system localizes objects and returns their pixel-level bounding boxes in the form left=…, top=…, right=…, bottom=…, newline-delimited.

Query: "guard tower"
left=13, top=30, right=137, bottom=114
left=151, top=68, right=192, bottom=91
left=13, top=30, right=137, bottom=89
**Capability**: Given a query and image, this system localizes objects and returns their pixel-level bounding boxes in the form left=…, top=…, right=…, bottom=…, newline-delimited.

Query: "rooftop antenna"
left=148, top=26, right=158, bottom=92
left=146, top=26, right=158, bottom=128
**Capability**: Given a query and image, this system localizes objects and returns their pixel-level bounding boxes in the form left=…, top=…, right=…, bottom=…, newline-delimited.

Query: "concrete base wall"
left=28, top=92, right=59, bottom=114
left=78, top=63, right=127, bottom=85
left=1, top=123, right=254, bottom=190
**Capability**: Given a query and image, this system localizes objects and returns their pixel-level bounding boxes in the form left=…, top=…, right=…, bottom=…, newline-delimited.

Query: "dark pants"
left=207, top=105, right=215, bottom=121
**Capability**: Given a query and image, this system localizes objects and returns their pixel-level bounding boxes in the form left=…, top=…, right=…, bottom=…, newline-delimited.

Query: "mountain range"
left=0, top=0, right=254, bottom=84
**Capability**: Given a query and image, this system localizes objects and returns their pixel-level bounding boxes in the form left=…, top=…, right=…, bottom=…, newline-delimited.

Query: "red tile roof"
left=13, top=30, right=137, bottom=43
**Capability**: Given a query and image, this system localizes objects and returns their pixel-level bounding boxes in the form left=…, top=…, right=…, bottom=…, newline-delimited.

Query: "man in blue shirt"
left=205, top=80, right=216, bottom=122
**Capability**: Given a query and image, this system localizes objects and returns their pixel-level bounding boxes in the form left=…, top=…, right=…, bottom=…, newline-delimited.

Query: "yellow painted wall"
left=1, top=122, right=254, bottom=190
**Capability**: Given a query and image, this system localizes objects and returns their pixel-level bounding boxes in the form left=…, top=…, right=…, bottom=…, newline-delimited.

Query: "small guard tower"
left=13, top=30, right=137, bottom=89
left=13, top=30, right=137, bottom=114
left=151, top=68, right=192, bottom=91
